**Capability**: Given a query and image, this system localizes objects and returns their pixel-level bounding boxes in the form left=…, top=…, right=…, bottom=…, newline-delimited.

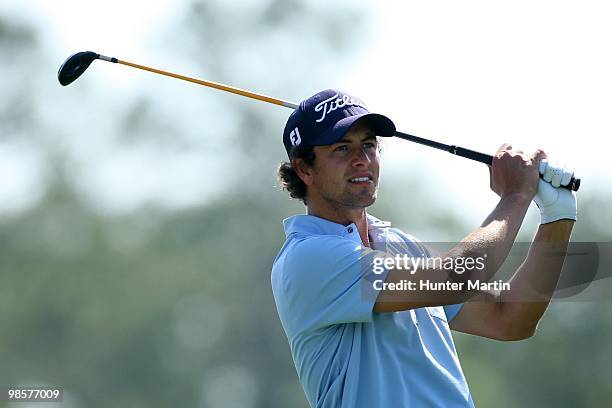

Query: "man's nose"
left=352, top=147, right=371, bottom=166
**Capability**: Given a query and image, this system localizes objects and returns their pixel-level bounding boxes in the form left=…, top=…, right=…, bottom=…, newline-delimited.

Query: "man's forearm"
left=448, top=193, right=533, bottom=283
left=499, top=220, right=574, bottom=331
left=375, top=193, right=533, bottom=311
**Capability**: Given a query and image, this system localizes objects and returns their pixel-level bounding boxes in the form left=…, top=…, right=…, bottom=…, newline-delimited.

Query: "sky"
left=1, top=0, right=610, bottom=223
left=345, top=0, right=612, bottom=222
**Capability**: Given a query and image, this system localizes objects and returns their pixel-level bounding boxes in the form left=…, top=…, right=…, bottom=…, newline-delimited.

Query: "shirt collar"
left=283, top=213, right=391, bottom=238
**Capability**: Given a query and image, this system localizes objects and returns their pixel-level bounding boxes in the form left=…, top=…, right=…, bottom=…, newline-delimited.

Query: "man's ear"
left=292, top=158, right=314, bottom=186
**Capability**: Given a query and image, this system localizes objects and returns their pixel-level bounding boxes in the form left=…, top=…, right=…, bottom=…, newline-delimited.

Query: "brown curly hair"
left=277, top=145, right=316, bottom=205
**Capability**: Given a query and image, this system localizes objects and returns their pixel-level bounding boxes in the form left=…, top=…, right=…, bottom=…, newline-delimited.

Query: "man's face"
left=307, top=119, right=381, bottom=209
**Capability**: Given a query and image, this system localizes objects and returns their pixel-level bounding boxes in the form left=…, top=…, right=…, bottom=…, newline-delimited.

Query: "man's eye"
left=363, top=142, right=376, bottom=149
left=335, top=145, right=348, bottom=152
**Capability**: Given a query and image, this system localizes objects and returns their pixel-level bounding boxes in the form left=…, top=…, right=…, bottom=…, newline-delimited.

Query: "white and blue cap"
left=283, top=89, right=396, bottom=157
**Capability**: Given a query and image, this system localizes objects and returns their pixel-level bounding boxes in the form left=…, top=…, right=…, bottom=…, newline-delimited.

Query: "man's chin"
left=364, top=195, right=377, bottom=207
left=322, top=187, right=378, bottom=209
left=345, top=192, right=377, bottom=208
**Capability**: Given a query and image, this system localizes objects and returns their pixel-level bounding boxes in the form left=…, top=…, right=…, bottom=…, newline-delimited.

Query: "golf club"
left=58, top=51, right=581, bottom=191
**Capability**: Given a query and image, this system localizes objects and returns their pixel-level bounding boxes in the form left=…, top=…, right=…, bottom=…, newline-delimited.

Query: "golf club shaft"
left=395, top=131, right=492, bottom=164
left=110, top=57, right=503, bottom=163
left=100, top=55, right=579, bottom=191
left=116, top=59, right=298, bottom=109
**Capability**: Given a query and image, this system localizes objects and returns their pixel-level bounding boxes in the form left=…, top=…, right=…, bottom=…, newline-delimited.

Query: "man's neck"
left=306, top=205, right=371, bottom=247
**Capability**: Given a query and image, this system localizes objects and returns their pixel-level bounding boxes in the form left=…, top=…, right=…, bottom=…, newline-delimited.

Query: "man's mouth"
left=348, top=175, right=373, bottom=184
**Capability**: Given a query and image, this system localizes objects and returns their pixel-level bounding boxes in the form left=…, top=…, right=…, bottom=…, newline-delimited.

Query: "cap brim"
left=310, top=112, right=396, bottom=146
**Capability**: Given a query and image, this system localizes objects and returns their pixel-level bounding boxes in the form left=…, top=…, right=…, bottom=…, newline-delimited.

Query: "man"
left=271, top=89, right=576, bottom=407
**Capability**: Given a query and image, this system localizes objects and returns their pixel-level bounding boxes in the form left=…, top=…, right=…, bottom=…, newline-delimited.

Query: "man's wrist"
left=535, top=219, right=574, bottom=241
left=540, top=214, right=577, bottom=224
left=500, top=192, right=533, bottom=207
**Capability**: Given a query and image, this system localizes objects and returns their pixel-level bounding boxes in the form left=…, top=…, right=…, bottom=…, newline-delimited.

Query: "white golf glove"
left=533, top=160, right=577, bottom=224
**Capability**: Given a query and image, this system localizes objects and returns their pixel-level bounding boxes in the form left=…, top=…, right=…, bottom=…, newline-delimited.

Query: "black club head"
left=57, top=51, right=99, bottom=86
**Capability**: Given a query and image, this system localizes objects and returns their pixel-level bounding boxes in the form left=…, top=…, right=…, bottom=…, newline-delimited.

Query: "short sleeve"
left=443, top=303, right=464, bottom=322
left=393, top=229, right=465, bottom=321
left=277, top=236, right=389, bottom=335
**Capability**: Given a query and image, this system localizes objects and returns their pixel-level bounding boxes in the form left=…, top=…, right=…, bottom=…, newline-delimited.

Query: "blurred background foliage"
left=0, top=1, right=611, bottom=407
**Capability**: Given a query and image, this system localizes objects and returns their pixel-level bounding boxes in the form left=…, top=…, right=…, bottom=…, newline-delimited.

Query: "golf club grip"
left=451, top=146, right=580, bottom=192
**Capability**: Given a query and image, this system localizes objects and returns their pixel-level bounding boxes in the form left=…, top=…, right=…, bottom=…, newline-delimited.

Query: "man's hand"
left=533, top=160, right=577, bottom=224
left=489, top=144, right=541, bottom=199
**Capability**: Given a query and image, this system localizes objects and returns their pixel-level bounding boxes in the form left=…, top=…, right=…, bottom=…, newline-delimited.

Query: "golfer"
left=271, top=89, right=576, bottom=407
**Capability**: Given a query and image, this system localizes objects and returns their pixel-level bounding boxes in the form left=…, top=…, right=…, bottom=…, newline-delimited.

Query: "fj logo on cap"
left=289, top=127, right=302, bottom=146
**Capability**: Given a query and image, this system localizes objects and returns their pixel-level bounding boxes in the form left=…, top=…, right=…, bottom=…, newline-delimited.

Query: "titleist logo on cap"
left=282, top=89, right=395, bottom=156
left=314, top=93, right=367, bottom=123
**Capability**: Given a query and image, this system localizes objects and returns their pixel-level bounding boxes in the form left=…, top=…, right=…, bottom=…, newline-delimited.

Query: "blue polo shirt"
left=271, top=214, right=474, bottom=408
